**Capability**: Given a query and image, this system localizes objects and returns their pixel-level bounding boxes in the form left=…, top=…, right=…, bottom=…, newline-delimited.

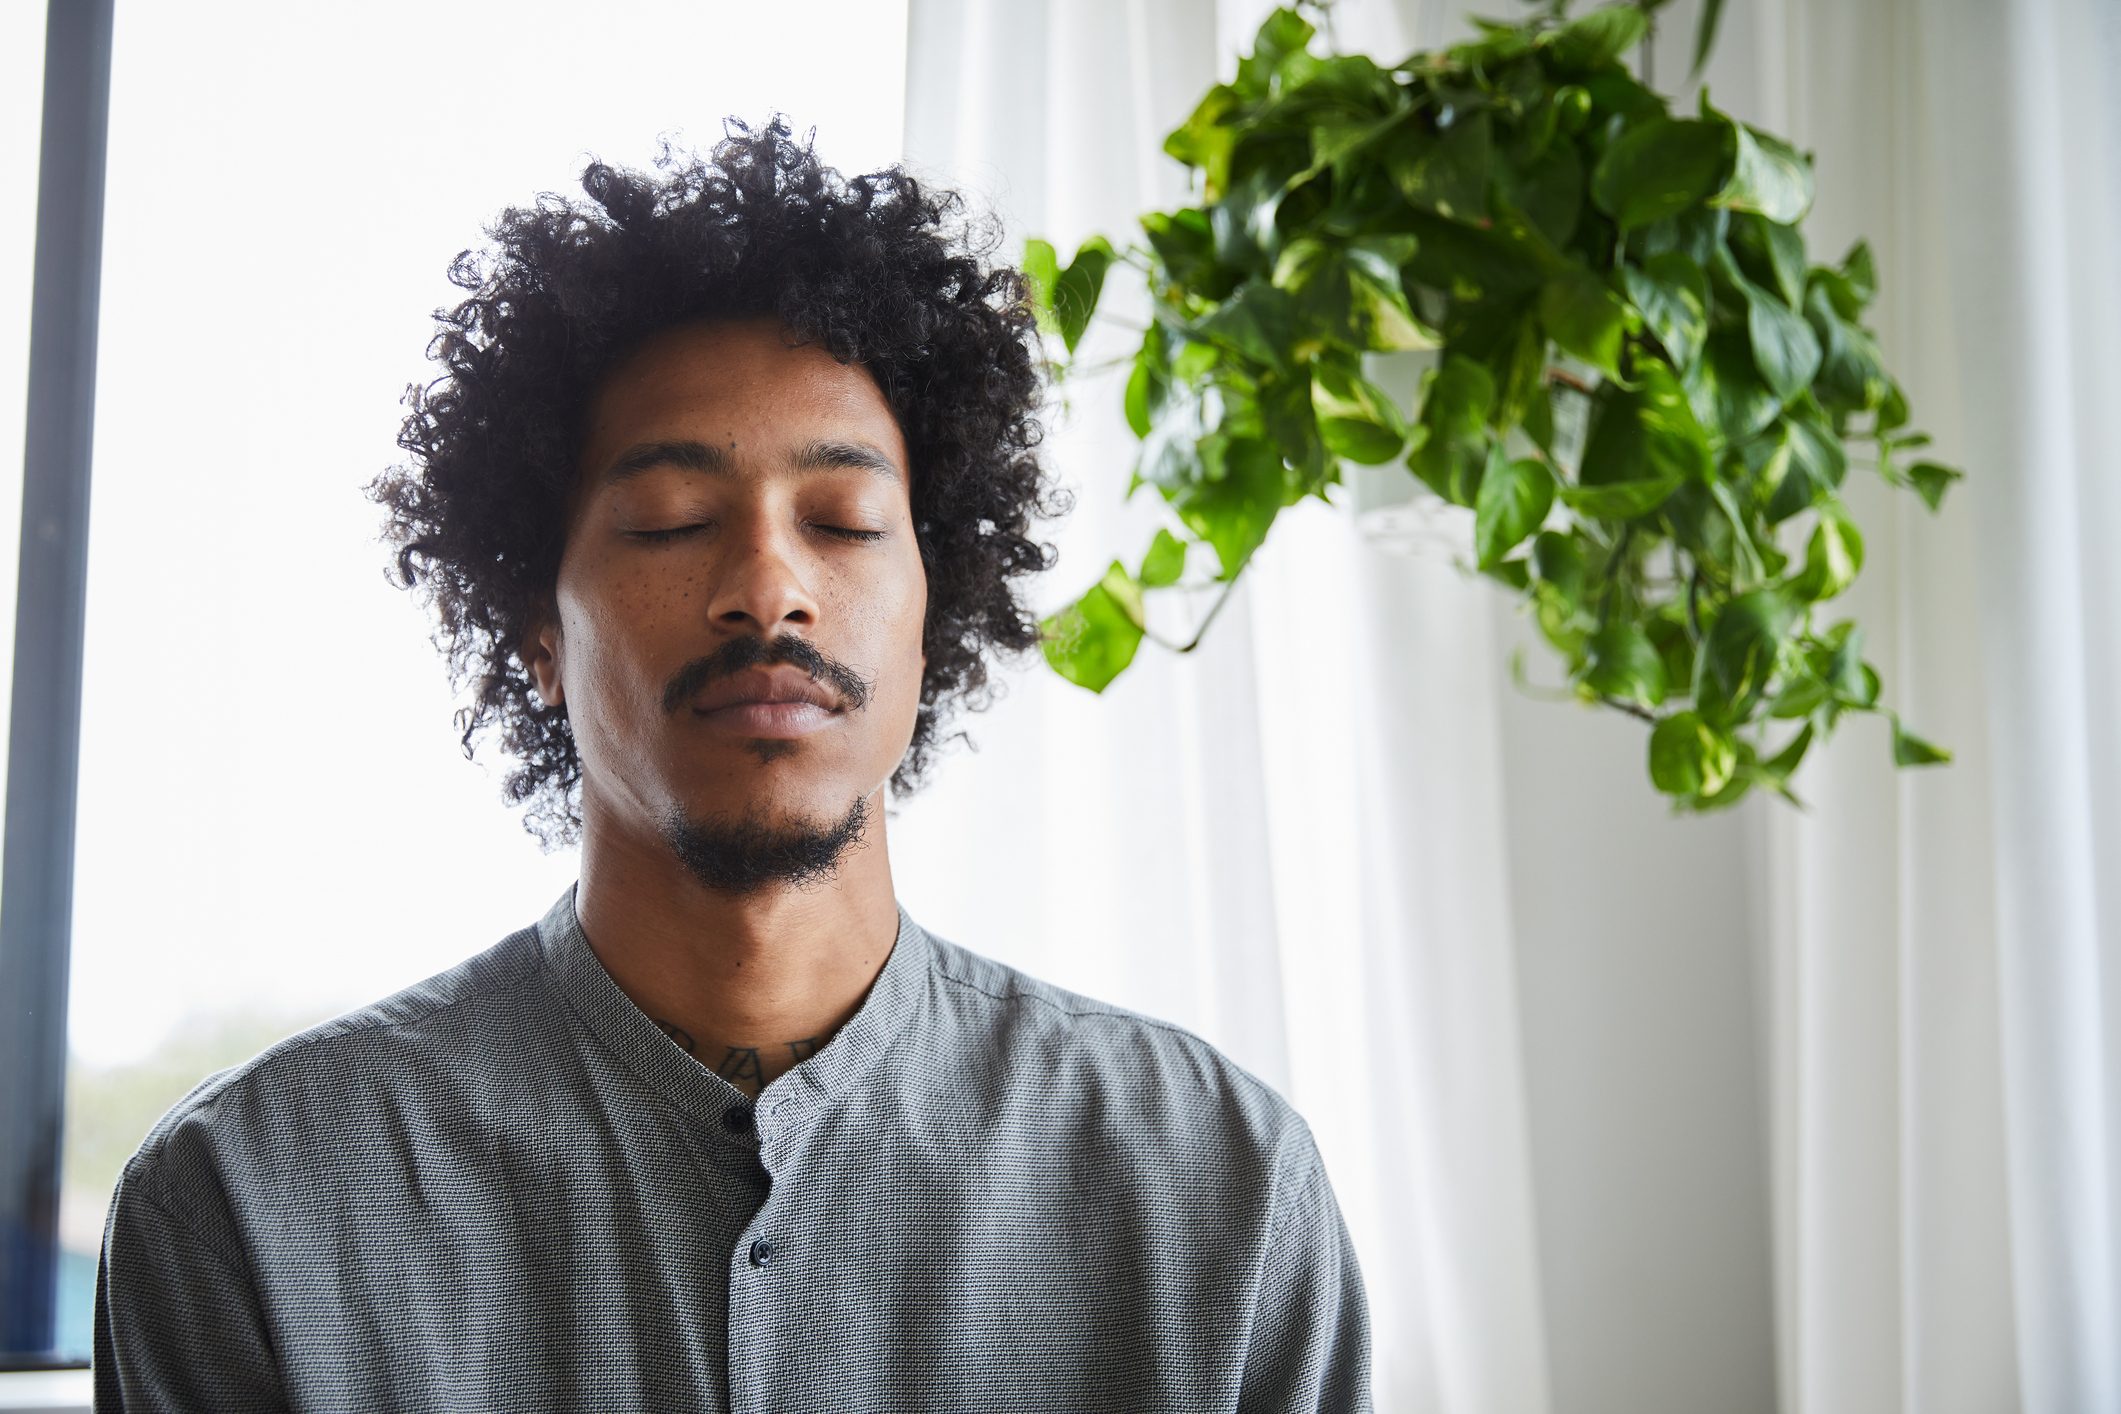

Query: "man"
left=93, top=119, right=1373, bottom=1411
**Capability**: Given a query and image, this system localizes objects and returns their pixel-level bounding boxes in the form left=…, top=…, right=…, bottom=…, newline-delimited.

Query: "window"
left=4, top=0, right=909, bottom=1371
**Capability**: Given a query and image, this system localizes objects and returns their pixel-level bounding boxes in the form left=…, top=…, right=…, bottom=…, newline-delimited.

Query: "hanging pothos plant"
left=1025, top=0, right=1960, bottom=814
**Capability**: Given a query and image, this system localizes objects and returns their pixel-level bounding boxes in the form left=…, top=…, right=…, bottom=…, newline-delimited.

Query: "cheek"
left=557, top=566, right=683, bottom=726
left=824, top=557, right=926, bottom=731
left=885, top=554, right=929, bottom=698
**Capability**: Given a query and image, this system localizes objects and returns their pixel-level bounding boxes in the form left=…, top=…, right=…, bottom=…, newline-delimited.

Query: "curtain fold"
left=1910, top=1, right=2121, bottom=1408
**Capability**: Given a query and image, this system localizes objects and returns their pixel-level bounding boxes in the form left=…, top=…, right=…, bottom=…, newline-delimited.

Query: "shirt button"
left=749, top=1238, right=775, bottom=1268
left=722, top=1103, right=754, bottom=1134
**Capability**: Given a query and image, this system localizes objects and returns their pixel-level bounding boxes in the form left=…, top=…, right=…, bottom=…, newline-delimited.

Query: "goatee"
left=657, top=793, right=870, bottom=896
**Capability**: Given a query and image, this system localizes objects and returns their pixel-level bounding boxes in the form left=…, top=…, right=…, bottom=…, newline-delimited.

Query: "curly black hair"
left=366, top=118, right=1071, bottom=850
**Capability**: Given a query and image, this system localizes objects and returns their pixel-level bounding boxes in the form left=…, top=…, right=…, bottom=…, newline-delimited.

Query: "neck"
left=572, top=785, right=902, bottom=1098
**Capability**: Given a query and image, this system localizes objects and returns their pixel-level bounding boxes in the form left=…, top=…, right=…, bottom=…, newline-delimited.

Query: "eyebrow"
left=599, top=437, right=903, bottom=486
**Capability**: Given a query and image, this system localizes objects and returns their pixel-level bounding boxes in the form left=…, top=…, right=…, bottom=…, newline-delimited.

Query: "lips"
left=690, top=666, right=841, bottom=715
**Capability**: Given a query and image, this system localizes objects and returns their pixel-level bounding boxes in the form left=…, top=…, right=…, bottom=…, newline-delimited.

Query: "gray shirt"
left=94, top=883, right=1373, bottom=1411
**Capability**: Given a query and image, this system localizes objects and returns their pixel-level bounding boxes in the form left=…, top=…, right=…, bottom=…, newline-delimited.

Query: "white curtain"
left=895, top=2, right=2121, bottom=1412
left=1734, top=0, right=2121, bottom=1410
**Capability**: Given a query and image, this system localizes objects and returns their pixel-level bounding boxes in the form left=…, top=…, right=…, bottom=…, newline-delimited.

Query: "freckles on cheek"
left=566, top=568, right=681, bottom=693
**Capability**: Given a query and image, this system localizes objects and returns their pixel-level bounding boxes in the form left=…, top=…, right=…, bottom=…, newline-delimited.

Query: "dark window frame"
left=0, top=0, right=116, bottom=1371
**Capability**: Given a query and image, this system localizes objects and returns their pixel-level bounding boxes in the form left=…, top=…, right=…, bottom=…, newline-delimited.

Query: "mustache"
left=661, top=633, right=874, bottom=716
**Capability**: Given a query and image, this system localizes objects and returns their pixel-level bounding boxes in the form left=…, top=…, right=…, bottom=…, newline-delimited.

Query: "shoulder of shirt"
left=916, top=921, right=1309, bottom=1150
left=119, top=923, right=546, bottom=1206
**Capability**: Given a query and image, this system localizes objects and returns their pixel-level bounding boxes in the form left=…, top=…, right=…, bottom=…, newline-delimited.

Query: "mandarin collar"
left=533, top=880, right=931, bottom=1142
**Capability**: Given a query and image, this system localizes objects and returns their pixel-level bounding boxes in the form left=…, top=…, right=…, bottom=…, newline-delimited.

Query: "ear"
left=520, top=602, right=564, bottom=708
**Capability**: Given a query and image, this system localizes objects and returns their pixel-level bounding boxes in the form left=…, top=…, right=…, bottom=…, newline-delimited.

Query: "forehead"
left=575, top=317, right=906, bottom=481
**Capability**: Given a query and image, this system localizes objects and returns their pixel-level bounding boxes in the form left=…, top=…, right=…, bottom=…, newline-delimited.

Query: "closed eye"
left=623, top=524, right=886, bottom=544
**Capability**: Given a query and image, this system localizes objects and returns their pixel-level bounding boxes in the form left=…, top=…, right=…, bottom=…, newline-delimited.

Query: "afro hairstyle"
left=366, top=118, right=1070, bottom=850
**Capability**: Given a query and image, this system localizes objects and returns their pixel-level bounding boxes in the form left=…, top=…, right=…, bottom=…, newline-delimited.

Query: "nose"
left=704, top=508, right=820, bottom=635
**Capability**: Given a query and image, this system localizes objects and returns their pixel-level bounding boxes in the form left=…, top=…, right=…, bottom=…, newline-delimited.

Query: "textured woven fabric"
left=94, top=882, right=1373, bottom=1411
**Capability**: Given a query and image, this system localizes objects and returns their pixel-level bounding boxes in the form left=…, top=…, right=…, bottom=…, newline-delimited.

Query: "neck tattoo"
left=652, top=1020, right=824, bottom=1091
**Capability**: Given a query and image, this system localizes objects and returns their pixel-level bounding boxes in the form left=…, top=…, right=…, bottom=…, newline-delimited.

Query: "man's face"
left=524, top=316, right=927, bottom=890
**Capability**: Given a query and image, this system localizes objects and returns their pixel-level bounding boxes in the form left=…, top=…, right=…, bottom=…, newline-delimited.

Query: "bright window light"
left=55, top=0, right=909, bottom=1359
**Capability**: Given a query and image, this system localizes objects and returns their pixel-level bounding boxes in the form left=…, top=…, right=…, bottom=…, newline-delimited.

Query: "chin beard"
left=657, top=792, right=870, bottom=896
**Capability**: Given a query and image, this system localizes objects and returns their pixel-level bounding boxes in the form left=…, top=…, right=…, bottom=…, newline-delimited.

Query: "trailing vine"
left=1028, top=0, right=1958, bottom=813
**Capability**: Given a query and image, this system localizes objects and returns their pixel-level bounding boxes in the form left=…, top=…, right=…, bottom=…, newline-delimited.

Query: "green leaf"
left=1388, top=111, right=1492, bottom=223
left=1474, top=448, right=1556, bottom=568
left=1309, top=87, right=1417, bottom=172
left=1692, top=0, right=1727, bottom=75
left=1891, top=715, right=1953, bottom=766
left=1768, top=672, right=1829, bottom=720
left=1052, top=236, right=1115, bottom=354
left=1449, top=296, right=1548, bottom=427
left=1544, top=4, right=1649, bottom=72
left=1583, top=620, right=1669, bottom=707
left=1141, top=207, right=1225, bottom=296
left=1312, top=357, right=1411, bottom=464
left=1238, top=8, right=1316, bottom=95
left=1763, top=223, right=1809, bottom=311
left=1639, top=204, right=1730, bottom=270
left=1804, top=285, right=1893, bottom=413
left=1124, top=325, right=1170, bottom=438
left=1448, top=19, right=1534, bottom=67
left=1740, top=423, right=1801, bottom=522
left=1907, top=460, right=1964, bottom=512
left=1876, top=377, right=1910, bottom=434
left=1568, top=361, right=1711, bottom=519
left=1209, top=166, right=1291, bottom=273
left=1138, top=384, right=1219, bottom=495
left=1759, top=720, right=1815, bottom=782
left=1483, top=557, right=1533, bottom=591
left=1100, top=558, right=1146, bottom=628
left=1273, top=237, right=1434, bottom=351
left=1522, top=385, right=1557, bottom=455
left=1193, top=279, right=1299, bottom=368
left=1822, top=622, right=1873, bottom=705
left=1705, top=475, right=1769, bottom=583
left=1260, top=368, right=1329, bottom=486
left=1843, top=240, right=1877, bottom=303
left=1023, top=238, right=1060, bottom=335
left=1255, top=8, right=1314, bottom=58
left=1139, top=528, right=1187, bottom=587
left=1398, top=209, right=1558, bottom=301
left=1809, top=265, right=1865, bottom=322
left=1532, top=529, right=1588, bottom=602
left=1693, top=755, right=1759, bottom=811
left=1685, top=326, right=1783, bottom=445
left=1650, top=710, right=1740, bottom=797
left=1590, top=118, right=1729, bottom=231
left=1341, top=239, right=1434, bottom=349
left=1496, top=140, right=1585, bottom=247
left=1784, top=404, right=1848, bottom=491
left=1698, top=585, right=1801, bottom=723
left=1170, top=435, right=1286, bottom=579
left=1164, top=85, right=1244, bottom=198
left=1173, top=338, right=1220, bottom=381
left=1620, top=253, right=1709, bottom=371
left=1750, top=411, right=1844, bottom=524
left=1405, top=356, right=1496, bottom=508
left=1742, top=278, right=1823, bottom=400
left=1661, top=480, right=1738, bottom=578
left=1539, top=266, right=1632, bottom=378
left=1728, top=213, right=1808, bottom=310
left=1709, top=115, right=1814, bottom=223
left=1792, top=502, right=1863, bottom=600
left=1040, top=567, right=1147, bottom=692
